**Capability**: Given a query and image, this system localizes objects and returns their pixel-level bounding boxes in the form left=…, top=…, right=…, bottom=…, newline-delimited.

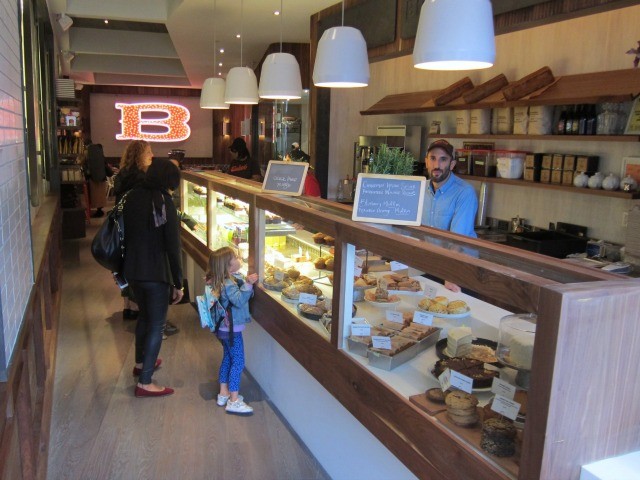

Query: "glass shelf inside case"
left=261, top=219, right=335, bottom=341
left=184, top=181, right=208, bottom=244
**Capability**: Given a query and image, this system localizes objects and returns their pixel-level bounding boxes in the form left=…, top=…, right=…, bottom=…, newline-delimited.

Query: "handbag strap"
left=112, top=190, right=131, bottom=258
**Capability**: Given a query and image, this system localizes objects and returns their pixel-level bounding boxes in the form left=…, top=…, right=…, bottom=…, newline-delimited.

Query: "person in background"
left=123, top=158, right=184, bottom=398
left=83, top=142, right=113, bottom=218
left=288, top=142, right=310, bottom=162
left=169, top=157, right=202, bottom=232
left=205, top=246, right=258, bottom=415
left=227, top=137, right=262, bottom=181
left=422, top=139, right=478, bottom=292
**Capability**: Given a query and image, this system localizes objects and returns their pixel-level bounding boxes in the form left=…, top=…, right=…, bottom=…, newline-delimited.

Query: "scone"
left=433, top=296, right=449, bottom=306
left=428, top=302, right=448, bottom=314
left=447, top=300, right=468, bottom=314
left=418, top=298, right=432, bottom=310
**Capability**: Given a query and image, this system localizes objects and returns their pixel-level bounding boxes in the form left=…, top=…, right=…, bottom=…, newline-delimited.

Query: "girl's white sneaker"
left=225, top=399, right=253, bottom=415
left=216, top=394, right=243, bottom=406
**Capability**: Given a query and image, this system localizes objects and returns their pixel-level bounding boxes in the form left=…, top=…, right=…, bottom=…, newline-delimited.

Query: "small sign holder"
left=261, top=160, right=309, bottom=196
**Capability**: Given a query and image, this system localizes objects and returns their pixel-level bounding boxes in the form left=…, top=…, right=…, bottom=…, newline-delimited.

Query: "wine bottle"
left=564, top=106, right=574, bottom=134
left=556, top=106, right=567, bottom=135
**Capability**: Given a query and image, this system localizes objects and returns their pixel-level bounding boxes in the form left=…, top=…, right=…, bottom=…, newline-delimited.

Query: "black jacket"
left=114, top=167, right=145, bottom=205
left=122, top=186, right=183, bottom=289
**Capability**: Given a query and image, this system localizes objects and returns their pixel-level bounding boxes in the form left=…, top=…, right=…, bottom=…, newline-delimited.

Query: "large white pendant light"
left=413, top=0, right=495, bottom=71
left=200, top=0, right=229, bottom=109
left=259, top=0, right=302, bottom=100
left=225, top=0, right=259, bottom=104
left=312, top=1, right=369, bottom=88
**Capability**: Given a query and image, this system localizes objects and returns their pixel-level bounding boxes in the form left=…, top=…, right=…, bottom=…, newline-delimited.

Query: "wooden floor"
left=47, top=218, right=330, bottom=480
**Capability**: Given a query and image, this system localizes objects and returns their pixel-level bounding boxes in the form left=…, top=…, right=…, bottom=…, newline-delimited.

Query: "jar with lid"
left=588, top=172, right=604, bottom=189
left=497, top=313, right=537, bottom=389
left=573, top=171, right=589, bottom=188
left=621, top=175, right=638, bottom=192
left=602, top=173, right=620, bottom=191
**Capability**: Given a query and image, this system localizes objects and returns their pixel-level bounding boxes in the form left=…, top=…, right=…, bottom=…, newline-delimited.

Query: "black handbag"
left=91, top=192, right=128, bottom=272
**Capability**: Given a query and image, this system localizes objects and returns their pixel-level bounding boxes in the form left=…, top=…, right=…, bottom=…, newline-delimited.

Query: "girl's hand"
left=246, top=273, right=258, bottom=285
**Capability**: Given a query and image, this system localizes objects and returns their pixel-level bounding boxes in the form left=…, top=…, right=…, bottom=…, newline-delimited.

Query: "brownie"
left=434, top=357, right=499, bottom=389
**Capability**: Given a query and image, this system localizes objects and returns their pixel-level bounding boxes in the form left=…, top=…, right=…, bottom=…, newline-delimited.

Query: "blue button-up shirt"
left=421, top=174, right=478, bottom=238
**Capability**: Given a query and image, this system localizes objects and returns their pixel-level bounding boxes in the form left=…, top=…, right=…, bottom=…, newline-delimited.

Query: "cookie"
left=480, top=436, right=515, bottom=457
left=482, top=418, right=517, bottom=439
left=445, top=390, right=478, bottom=410
left=426, top=388, right=448, bottom=404
left=447, top=411, right=479, bottom=427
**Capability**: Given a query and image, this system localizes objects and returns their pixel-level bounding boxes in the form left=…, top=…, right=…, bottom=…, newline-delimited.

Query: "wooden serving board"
left=409, top=393, right=448, bottom=415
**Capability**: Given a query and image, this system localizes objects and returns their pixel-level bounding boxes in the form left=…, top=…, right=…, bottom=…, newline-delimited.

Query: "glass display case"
left=178, top=171, right=640, bottom=480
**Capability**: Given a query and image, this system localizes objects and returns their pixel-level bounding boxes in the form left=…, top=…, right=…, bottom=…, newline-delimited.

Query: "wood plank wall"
left=0, top=197, right=63, bottom=480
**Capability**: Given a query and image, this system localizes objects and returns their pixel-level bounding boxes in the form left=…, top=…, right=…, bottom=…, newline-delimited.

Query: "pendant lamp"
left=413, top=0, right=495, bottom=71
left=312, top=1, right=369, bottom=88
left=259, top=0, right=302, bottom=99
left=225, top=0, right=259, bottom=104
left=200, top=0, right=228, bottom=109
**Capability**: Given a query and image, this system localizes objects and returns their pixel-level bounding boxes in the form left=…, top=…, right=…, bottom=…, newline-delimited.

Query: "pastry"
left=481, top=418, right=517, bottom=457
left=433, top=296, right=449, bottom=306
left=281, top=285, right=300, bottom=300
left=286, top=267, right=300, bottom=280
left=354, top=278, right=368, bottom=288
left=295, top=276, right=313, bottom=286
left=323, top=235, right=335, bottom=246
left=447, top=300, right=469, bottom=314
left=467, top=344, right=498, bottom=364
left=399, top=323, right=439, bottom=341
left=418, top=298, right=432, bottom=310
left=325, top=257, right=334, bottom=271
left=314, top=257, right=326, bottom=269
left=428, top=302, right=448, bottom=314
left=369, top=336, right=416, bottom=356
left=433, top=357, right=499, bottom=389
left=426, top=388, right=449, bottom=404
left=312, top=232, right=325, bottom=244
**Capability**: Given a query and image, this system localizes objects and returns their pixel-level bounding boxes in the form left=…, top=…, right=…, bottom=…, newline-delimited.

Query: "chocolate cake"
left=433, top=356, right=499, bottom=389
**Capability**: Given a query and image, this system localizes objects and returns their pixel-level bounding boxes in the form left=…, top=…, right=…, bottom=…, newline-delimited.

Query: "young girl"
left=205, top=246, right=258, bottom=415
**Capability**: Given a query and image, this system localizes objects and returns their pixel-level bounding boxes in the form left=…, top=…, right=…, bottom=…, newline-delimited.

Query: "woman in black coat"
left=123, top=158, right=184, bottom=397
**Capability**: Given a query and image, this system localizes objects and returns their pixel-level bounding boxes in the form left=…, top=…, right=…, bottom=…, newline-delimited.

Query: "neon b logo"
left=115, top=103, right=191, bottom=142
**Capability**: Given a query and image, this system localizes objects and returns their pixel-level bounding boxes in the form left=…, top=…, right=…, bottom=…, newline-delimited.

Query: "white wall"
left=89, top=93, right=213, bottom=158
left=328, top=5, right=640, bottom=244
left=0, top=0, right=35, bottom=375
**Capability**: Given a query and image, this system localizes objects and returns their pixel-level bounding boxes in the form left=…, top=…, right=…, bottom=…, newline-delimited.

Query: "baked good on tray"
left=433, top=357, right=499, bottom=389
left=480, top=418, right=517, bottom=457
left=426, top=388, right=449, bottom=404
left=445, top=390, right=479, bottom=427
left=349, top=326, right=395, bottom=347
left=383, top=274, right=422, bottom=292
left=399, top=323, right=439, bottom=341
left=312, top=232, right=325, bottom=244
left=447, top=300, right=468, bottom=314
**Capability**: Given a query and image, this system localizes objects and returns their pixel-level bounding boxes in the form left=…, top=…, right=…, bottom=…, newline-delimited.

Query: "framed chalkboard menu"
left=352, top=174, right=426, bottom=226
left=262, top=161, right=309, bottom=196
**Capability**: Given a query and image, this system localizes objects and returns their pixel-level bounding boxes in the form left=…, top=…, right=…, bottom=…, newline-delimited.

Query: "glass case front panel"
left=339, top=244, right=522, bottom=478
left=261, top=215, right=335, bottom=341
left=183, top=179, right=208, bottom=245
left=210, top=192, right=250, bottom=253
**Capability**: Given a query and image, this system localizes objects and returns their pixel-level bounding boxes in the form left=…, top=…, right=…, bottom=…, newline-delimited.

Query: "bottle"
left=564, top=105, right=574, bottom=134
left=556, top=106, right=567, bottom=135
left=368, top=150, right=375, bottom=173
left=571, top=105, right=581, bottom=135
left=585, top=104, right=597, bottom=135
left=336, top=178, right=345, bottom=201
left=361, top=149, right=370, bottom=174
left=578, top=105, right=588, bottom=135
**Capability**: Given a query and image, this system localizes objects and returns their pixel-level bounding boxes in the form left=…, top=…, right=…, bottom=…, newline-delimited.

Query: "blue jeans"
left=130, top=280, right=170, bottom=384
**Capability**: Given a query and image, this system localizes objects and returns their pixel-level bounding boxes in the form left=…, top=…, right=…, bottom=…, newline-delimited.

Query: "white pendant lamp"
left=312, top=1, right=369, bottom=88
left=413, top=0, right=495, bottom=71
left=259, top=0, right=302, bottom=100
left=200, top=0, right=228, bottom=109
left=225, top=0, right=259, bottom=104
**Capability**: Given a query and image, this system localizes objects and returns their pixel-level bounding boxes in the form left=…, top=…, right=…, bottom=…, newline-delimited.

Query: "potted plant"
left=369, top=144, right=416, bottom=176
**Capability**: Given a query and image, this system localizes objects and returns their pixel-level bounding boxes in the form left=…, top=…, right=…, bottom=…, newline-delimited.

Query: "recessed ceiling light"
left=218, top=62, right=223, bottom=67
left=274, top=10, right=280, bottom=15
left=104, top=19, right=109, bottom=24
left=218, top=72, right=222, bottom=76
left=236, top=34, right=241, bottom=38
left=219, top=48, right=224, bottom=53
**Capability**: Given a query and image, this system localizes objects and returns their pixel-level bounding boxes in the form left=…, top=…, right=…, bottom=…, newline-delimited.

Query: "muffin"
left=323, top=235, right=335, bottom=246
left=312, top=232, right=325, bottom=244
left=325, top=257, right=334, bottom=271
left=314, top=257, right=326, bottom=269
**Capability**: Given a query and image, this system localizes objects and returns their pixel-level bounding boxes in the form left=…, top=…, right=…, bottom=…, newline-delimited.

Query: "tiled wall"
left=0, top=0, right=34, bottom=377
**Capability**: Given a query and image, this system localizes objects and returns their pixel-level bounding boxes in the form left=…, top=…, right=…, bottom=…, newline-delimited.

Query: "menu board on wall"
left=352, top=174, right=426, bottom=226
left=262, top=160, right=309, bottom=196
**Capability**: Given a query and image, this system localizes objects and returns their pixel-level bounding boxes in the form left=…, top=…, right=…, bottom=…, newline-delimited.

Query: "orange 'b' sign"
left=115, top=103, right=191, bottom=142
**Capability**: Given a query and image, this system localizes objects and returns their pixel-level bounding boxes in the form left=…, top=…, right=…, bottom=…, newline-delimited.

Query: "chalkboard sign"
left=352, top=174, right=426, bottom=226
left=262, top=161, right=309, bottom=196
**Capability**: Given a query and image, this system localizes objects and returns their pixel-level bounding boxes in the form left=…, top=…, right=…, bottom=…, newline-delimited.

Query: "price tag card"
left=354, top=266, right=363, bottom=277
left=390, top=261, right=408, bottom=271
left=351, top=323, right=371, bottom=337
left=491, top=378, right=516, bottom=399
left=385, top=310, right=404, bottom=324
left=355, top=256, right=364, bottom=268
left=450, top=371, right=474, bottom=394
left=274, top=270, right=285, bottom=281
left=438, top=368, right=452, bottom=391
left=299, top=293, right=317, bottom=305
left=413, top=310, right=434, bottom=326
left=372, top=336, right=392, bottom=350
left=491, top=394, right=521, bottom=421
left=423, top=285, right=438, bottom=298
left=274, top=257, right=286, bottom=269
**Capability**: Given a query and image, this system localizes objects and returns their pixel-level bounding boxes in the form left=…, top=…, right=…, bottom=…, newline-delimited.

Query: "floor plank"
left=47, top=218, right=330, bottom=480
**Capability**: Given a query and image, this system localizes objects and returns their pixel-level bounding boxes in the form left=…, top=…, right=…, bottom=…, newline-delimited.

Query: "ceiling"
left=46, top=0, right=338, bottom=89
left=45, top=0, right=583, bottom=91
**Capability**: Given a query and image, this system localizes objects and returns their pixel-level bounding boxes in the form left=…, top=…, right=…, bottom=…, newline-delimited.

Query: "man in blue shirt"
left=421, top=139, right=478, bottom=238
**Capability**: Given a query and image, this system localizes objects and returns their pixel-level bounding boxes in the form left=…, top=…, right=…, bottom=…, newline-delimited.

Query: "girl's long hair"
left=119, top=140, right=150, bottom=171
left=205, top=247, right=238, bottom=294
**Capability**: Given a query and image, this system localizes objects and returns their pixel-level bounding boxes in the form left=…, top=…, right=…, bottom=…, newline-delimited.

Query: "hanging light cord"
left=213, top=0, right=217, bottom=75
left=341, top=0, right=345, bottom=26
left=240, top=0, right=244, bottom=67
left=279, top=0, right=283, bottom=52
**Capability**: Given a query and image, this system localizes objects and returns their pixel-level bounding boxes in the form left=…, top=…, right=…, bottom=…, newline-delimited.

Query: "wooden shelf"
left=433, top=133, right=639, bottom=143
left=361, top=68, right=640, bottom=116
left=58, top=125, right=82, bottom=131
left=459, top=174, right=640, bottom=199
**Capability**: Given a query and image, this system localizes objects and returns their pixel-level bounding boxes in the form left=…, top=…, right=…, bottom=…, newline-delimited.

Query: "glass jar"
left=621, top=174, right=638, bottom=192
left=588, top=172, right=604, bottom=189
left=573, top=171, right=589, bottom=188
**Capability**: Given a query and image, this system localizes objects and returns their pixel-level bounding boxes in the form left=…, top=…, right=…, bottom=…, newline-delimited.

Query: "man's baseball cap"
left=426, top=139, right=454, bottom=159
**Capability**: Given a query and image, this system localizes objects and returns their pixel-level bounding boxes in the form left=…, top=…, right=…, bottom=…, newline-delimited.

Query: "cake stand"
left=496, top=313, right=537, bottom=390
